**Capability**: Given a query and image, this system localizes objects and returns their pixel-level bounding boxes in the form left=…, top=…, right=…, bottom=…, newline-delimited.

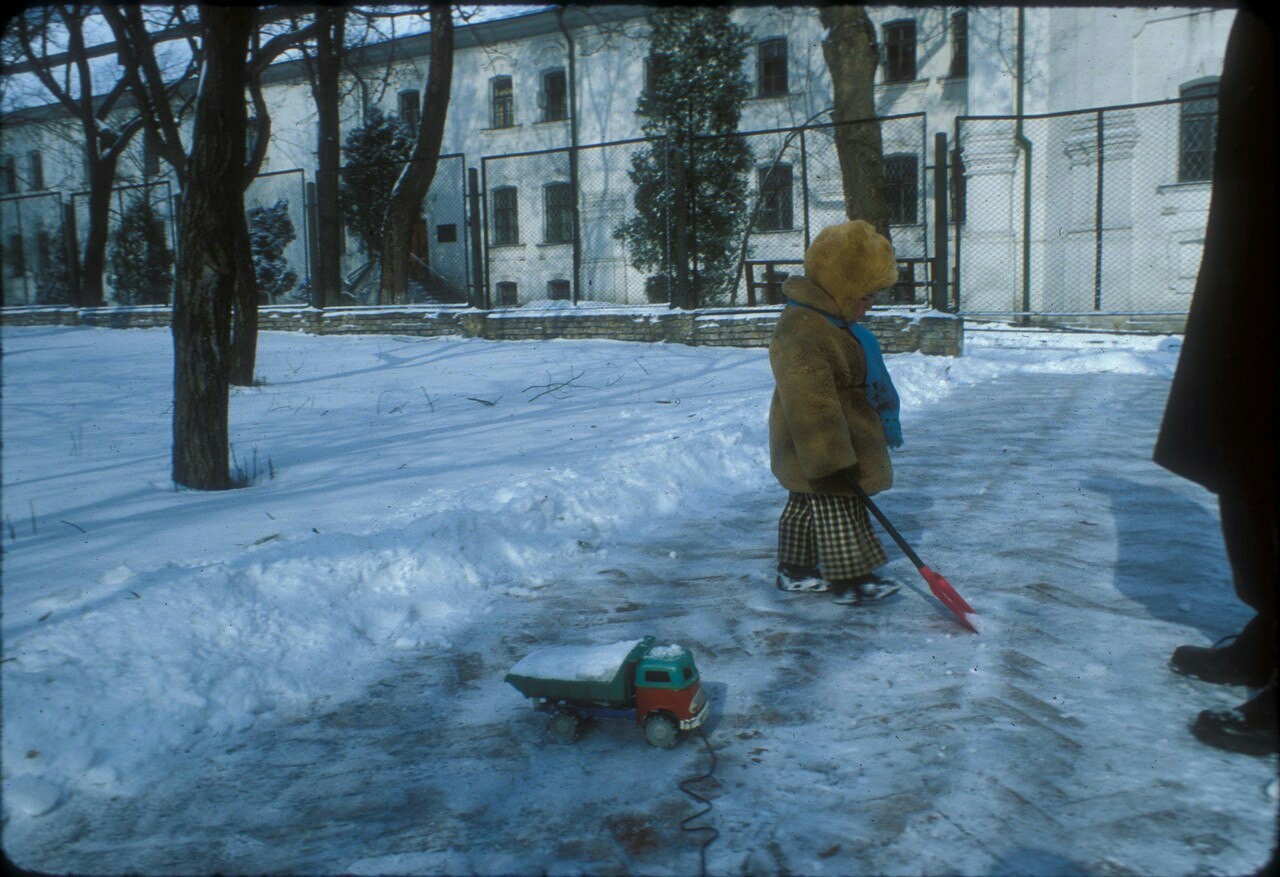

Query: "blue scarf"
left=785, top=298, right=904, bottom=448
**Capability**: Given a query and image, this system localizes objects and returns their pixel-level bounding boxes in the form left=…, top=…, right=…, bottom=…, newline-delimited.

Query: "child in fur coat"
left=767, top=220, right=903, bottom=604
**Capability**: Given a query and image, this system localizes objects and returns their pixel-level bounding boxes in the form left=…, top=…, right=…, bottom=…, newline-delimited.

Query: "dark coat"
left=768, top=276, right=893, bottom=497
left=1153, top=11, right=1276, bottom=501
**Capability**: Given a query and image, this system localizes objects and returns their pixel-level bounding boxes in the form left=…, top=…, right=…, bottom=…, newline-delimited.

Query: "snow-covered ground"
left=2, top=322, right=1275, bottom=875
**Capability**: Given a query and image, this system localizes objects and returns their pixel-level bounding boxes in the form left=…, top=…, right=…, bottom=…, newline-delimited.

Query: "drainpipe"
left=556, top=8, right=582, bottom=305
left=1015, top=6, right=1033, bottom=324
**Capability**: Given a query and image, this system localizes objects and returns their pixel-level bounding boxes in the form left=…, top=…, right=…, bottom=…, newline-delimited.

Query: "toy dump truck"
left=505, top=635, right=709, bottom=748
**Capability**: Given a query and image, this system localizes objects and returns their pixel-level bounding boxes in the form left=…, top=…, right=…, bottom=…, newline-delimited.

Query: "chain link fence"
left=245, top=169, right=310, bottom=305
left=69, top=180, right=177, bottom=305
left=335, top=154, right=469, bottom=306
left=475, top=115, right=932, bottom=310
left=955, top=96, right=1214, bottom=331
left=1, top=191, right=71, bottom=306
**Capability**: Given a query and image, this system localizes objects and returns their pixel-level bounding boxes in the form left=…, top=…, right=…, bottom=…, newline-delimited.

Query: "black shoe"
left=831, top=574, right=901, bottom=605
left=1191, top=681, right=1279, bottom=756
left=1170, top=635, right=1272, bottom=688
left=775, top=564, right=828, bottom=592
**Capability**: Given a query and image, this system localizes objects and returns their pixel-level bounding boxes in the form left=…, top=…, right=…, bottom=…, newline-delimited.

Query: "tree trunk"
left=228, top=206, right=258, bottom=387
left=79, top=155, right=117, bottom=307
left=172, top=5, right=252, bottom=490
left=819, top=6, right=890, bottom=237
left=229, top=78, right=274, bottom=387
left=379, top=5, right=454, bottom=306
left=313, top=8, right=345, bottom=308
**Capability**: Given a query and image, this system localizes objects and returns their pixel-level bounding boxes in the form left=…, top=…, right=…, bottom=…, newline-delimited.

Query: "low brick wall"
left=1, top=303, right=964, bottom=355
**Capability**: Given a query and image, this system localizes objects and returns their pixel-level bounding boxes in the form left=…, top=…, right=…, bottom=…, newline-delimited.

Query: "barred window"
left=1179, top=81, right=1218, bottom=182
left=28, top=151, right=43, bottom=191
left=757, top=38, right=788, bottom=98
left=492, top=186, right=519, bottom=245
left=547, top=279, right=571, bottom=300
left=491, top=76, right=514, bottom=129
left=541, top=69, right=567, bottom=122
left=949, top=12, right=968, bottom=79
left=883, top=20, right=917, bottom=83
left=399, top=89, right=421, bottom=131
left=755, top=164, right=793, bottom=231
left=496, top=281, right=518, bottom=307
left=543, top=182, right=574, bottom=244
left=885, top=154, right=919, bottom=225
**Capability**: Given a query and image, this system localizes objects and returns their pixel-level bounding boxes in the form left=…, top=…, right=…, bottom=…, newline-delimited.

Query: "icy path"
left=5, top=335, right=1275, bottom=875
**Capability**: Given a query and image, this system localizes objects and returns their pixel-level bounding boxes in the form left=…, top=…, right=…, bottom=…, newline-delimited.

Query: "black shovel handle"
left=843, top=472, right=925, bottom=571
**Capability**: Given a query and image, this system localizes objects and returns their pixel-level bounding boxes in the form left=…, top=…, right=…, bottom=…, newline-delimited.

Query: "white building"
left=1, top=5, right=1233, bottom=324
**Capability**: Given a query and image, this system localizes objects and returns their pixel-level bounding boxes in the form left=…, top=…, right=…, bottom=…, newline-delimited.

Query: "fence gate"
left=955, top=96, right=1215, bottom=331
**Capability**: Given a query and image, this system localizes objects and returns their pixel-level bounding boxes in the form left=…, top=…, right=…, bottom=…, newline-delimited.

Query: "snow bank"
left=0, top=324, right=1182, bottom=820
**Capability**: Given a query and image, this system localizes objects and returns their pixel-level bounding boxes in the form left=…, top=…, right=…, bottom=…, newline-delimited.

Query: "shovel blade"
left=919, top=565, right=978, bottom=633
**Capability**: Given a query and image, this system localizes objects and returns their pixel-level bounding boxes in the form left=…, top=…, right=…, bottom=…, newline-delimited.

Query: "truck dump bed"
left=505, top=637, right=652, bottom=708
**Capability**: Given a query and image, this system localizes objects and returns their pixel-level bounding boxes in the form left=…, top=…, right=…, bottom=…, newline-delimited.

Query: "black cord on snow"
left=678, top=727, right=719, bottom=877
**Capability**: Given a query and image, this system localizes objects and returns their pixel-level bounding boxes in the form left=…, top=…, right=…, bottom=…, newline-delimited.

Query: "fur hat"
left=803, top=220, right=898, bottom=310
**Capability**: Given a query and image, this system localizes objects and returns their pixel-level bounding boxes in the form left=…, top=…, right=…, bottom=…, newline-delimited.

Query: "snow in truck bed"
left=508, top=639, right=644, bottom=683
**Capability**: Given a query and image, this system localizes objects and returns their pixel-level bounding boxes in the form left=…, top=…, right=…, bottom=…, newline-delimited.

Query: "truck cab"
left=634, top=643, right=709, bottom=747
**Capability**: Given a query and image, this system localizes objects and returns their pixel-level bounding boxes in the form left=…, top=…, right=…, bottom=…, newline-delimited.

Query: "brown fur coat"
left=769, top=220, right=899, bottom=497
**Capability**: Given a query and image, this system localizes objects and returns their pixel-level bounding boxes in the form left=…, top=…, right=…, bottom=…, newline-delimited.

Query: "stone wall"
left=1, top=304, right=964, bottom=356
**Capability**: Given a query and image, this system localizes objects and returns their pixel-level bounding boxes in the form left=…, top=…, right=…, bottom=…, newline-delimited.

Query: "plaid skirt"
left=777, top=491, right=888, bottom=581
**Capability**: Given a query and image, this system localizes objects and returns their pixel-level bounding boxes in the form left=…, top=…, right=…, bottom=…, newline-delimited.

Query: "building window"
left=490, top=76, right=514, bottom=129
left=885, top=154, right=919, bottom=224
left=5, top=233, right=25, bottom=277
left=547, top=279, right=571, bottom=300
left=883, top=20, right=917, bottom=84
left=1179, top=81, right=1218, bottom=183
left=755, top=163, right=793, bottom=231
left=1, top=156, right=15, bottom=195
left=949, top=12, right=968, bottom=79
left=543, top=182, right=574, bottom=243
left=757, top=38, right=788, bottom=98
left=28, top=151, right=44, bottom=191
left=491, top=186, right=519, bottom=245
left=541, top=69, right=567, bottom=122
left=496, top=281, right=518, bottom=307
left=398, top=89, right=421, bottom=131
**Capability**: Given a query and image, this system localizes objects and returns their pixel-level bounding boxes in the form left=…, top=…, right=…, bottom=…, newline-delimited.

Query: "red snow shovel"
left=844, top=473, right=978, bottom=633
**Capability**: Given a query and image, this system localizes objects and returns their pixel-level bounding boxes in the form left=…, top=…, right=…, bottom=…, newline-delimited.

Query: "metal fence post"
left=1094, top=109, right=1104, bottom=311
left=305, top=180, right=322, bottom=308
left=670, top=143, right=691, bottom=309
left=932, top=131, right=949, bottom=311
left=467, top=167, right=484, bottom=309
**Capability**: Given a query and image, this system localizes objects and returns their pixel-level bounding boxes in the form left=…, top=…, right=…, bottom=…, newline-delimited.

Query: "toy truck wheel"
left=643, top=713, right=678, bottom=749
left=548, top=709, right=581, bottom=743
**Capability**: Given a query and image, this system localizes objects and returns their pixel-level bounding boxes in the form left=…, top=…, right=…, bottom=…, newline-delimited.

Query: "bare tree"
left=11, top=4, right=150, bottom=307
left=171, top=4, right=254, bottom=490
left=818, top=5, right=890, bottom=236
left=105, top=5, right=317, bottom=387
left=378, top=3, right=453, bottom=305
left=298, top=6, right=345, bottom=309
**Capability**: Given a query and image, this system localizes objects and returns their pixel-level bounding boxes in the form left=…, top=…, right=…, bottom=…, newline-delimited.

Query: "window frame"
left=1178, top=81, right=1218, bottom=183
left=883, top=19, right=917, bottom=84
left=490, top=75, right=515, bottom=129
left=756, top=37, right=788, bottom=98
left=547, top=278, right=571, bottom=300
left=755, top=163, right=794, bottom=232
left=541, top=68, right=568, bottom=122
left=884, top=153, right=919, bottom=225
left=496, top=281, right=518, bottom=307
left=398, top=89, right=421, bottom=131
left=542, top=181, right=574, bottom=244
left=949, top=11, right=968, bottom=79
left=491, top=185, right=520, bottom=246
